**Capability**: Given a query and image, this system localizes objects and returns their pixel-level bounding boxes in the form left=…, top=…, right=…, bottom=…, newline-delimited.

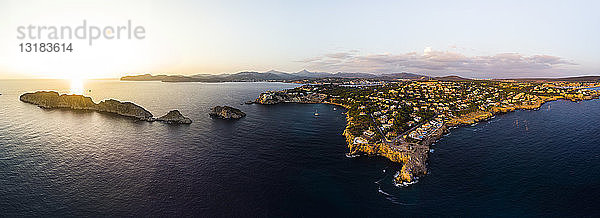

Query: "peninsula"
left=20, top=91, right=192, bottom=124
left=256, top=79, right=600, bottom=186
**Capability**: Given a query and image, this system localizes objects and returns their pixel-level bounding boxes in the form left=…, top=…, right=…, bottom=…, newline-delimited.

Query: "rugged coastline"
left=446, top=94, right=596, bottom=127
left=20, top=91, right=192, bottom=124
left=255, top=90, right=442, bottom=185
left=256, top=84, right=600, bottom=186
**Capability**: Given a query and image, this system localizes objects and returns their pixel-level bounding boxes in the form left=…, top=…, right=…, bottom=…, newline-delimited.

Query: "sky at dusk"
left=0, top=0, right=599, bottom=79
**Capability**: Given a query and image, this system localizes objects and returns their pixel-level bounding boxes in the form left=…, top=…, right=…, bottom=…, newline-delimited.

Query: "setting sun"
left=69, top=78, right=85, bottom=95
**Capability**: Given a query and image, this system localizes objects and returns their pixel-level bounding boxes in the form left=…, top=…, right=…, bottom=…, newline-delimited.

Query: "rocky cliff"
left=20, top=91, right=191, bottom=124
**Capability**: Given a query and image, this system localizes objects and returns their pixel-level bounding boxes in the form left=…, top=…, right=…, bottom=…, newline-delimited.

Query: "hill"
left=435, top=75, right=473, bottom=81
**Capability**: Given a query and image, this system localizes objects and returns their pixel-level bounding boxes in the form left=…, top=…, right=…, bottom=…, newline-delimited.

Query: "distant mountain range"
left=120, top=70, right=430, bottom=82
left=120, top=70, right=600, bottom=83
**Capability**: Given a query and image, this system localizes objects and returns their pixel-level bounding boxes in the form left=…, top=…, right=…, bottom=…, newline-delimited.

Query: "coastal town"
left=256, top=79, right=600, bottom=185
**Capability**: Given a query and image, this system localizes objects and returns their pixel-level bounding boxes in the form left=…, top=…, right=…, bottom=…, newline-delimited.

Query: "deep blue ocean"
left=0, top=80, right=599, bottom=217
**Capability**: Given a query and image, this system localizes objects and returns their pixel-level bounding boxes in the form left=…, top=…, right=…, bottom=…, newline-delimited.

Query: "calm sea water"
left=0, top=80, right=599, bottom=217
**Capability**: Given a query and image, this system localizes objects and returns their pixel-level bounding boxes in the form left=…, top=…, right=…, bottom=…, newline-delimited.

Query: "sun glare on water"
left=70, top=79, right=85, bottom=95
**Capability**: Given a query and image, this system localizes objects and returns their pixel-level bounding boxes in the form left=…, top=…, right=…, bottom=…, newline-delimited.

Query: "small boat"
left=333, top=107, right=337, bottom=111
left=314, top=110, right=319, bottom=116
left=245, top=101, right=254, bottom=104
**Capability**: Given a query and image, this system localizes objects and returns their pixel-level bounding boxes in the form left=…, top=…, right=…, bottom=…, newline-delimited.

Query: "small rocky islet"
left=20, top=91, right=192, bottom=124
left=209, top=106, right=246, bottom=120
left=157, top=110, right=192, bottom=124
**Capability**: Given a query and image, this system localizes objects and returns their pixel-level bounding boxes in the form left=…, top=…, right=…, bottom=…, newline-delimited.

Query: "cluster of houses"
left=317, top=80, right=599, bottom=146
left=408, top=118, right=444, bottom=141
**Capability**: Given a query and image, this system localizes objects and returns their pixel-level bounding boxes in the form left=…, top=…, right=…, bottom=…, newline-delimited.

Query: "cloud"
left=302, top=48, right=578, bottom=78
left=423, top=47, right=432, bottom=54
left=325, top=52, right=355, bottom=59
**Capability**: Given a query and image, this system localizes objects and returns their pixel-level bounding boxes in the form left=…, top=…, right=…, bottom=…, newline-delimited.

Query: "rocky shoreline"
left=341, top=108, right=447, bottom=186
left=446, top=94, right=599, bottom=127
left=256, top=91, right=441, bottom=185
left=20, top=91, right=192, bottom=124
left=256, top=88, right=600, bottom=186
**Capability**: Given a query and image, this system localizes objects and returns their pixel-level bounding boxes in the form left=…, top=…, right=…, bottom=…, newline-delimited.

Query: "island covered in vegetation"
left=256, top=79, right=600, bottom=186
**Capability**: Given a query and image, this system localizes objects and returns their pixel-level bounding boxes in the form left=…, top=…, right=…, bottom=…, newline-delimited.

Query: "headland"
left=255, top=80, right=600, bottom=185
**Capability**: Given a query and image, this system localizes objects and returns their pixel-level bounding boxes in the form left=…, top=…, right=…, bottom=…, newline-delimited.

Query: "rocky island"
left=156, top=110, right=193, bottom=124
left=256, top=80, right=600, bottom=186
left=209, top=106, right=246, bottom=119
left=20, top=91, right=192, bottom=124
